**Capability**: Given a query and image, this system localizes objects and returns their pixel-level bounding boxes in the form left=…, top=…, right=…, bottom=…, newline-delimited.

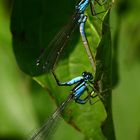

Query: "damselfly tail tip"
left=36, top=59, right=40, bottom=66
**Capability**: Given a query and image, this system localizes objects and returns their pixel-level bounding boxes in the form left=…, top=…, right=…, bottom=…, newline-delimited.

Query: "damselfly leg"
left=52, top=71, right=98, bottom=105
left=94, top=0, right=108, bottom=6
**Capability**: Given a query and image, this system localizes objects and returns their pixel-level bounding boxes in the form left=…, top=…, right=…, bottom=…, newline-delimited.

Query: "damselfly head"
left=82, top=71, right=93, bottom=81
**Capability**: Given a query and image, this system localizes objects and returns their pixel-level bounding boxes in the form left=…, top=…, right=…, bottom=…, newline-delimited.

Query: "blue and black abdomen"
left=73, top=82, right=87, bottom=98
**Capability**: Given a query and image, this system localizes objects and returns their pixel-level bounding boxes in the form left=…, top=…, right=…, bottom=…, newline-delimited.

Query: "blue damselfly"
left=30, top=71, right=99, bottom=140
left=36, top=0, right=107, bottom=73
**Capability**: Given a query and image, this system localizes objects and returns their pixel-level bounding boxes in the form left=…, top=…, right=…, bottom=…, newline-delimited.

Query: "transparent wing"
left=36, top=12, right=80, bottom=72
left=29, top=93, right=74, bottom=140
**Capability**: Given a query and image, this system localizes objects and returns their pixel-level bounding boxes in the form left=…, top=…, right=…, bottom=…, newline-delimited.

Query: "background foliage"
left=0, top=0, right=140, bottom=140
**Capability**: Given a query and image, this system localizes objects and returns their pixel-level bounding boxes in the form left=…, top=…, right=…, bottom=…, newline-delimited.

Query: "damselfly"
left=36, top=0, right=107, bottom=73
left=30, top=71, right=99, bottom=140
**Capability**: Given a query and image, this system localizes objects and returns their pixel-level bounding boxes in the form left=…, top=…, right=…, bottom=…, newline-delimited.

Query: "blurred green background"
left=0, top=0, right=140, bottom=140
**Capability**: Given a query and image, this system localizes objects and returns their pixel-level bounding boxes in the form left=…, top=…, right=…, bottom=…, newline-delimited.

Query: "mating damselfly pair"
left=29, top=0, right=111, bottom=139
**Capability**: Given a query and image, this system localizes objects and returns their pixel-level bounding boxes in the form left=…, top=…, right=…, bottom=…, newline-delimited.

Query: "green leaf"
left=11, top=0, right=114, bottom=139
left=95, top=11, right=115, bottom=140
left=34, top=5, right=112, bottom=140
left=11, top=0, right=77, bottom=76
